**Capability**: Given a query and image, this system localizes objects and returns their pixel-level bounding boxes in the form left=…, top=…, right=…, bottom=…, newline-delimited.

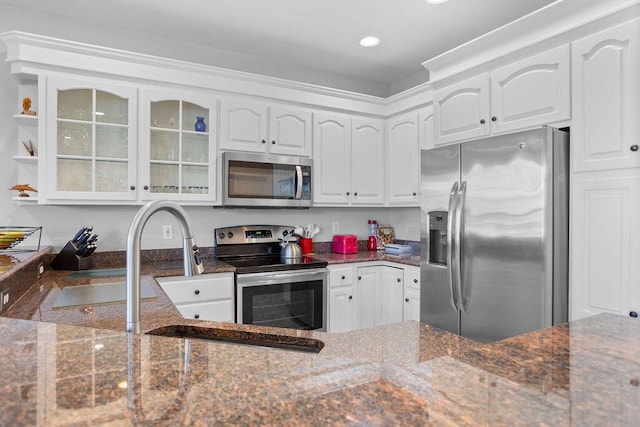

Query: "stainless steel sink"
left=146, top=324, right=324, bottom=353
left=53, top=278, right=156, bottom=309
left=66, top=268, right=127, bottom=279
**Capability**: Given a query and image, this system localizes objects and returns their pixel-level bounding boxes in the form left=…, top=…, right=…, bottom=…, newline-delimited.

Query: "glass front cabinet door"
left=141, top=89, right=216, bottom=203
left=45, top=76, right=138, bottom=202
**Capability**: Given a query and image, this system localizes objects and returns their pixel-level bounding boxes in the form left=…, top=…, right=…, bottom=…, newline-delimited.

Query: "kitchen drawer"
left=158, top=273, right=234, bottom=304
left=329, top=266, right=354, bottom=288
left=404, top=266, right=420, bottom=290
left=175, top=300, right=234, bottom=322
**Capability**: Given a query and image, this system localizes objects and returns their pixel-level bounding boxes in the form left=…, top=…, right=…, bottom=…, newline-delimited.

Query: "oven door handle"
left=236, top=268, right=328, bottom=287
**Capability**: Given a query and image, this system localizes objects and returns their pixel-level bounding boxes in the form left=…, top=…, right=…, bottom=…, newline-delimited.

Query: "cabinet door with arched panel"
left=140, top=88, right=217, bottom=203
left=45, top=75, right=138, bottom=203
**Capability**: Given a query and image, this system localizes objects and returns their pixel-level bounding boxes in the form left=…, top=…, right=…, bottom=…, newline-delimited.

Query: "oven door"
left=236, top=268, right=326, bottom=331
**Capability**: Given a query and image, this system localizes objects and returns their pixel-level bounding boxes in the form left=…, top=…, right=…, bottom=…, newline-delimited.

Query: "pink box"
left=332, top=234, right=358, bottom=254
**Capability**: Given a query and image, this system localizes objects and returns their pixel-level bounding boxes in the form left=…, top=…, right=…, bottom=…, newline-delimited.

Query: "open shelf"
left=12, top=155, right=38, bottom=164
left=13, top=114, right=38, bottom=126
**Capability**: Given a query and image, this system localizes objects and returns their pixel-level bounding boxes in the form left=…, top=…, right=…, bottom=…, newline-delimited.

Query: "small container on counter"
left=367, top=235, right=377, bottom=251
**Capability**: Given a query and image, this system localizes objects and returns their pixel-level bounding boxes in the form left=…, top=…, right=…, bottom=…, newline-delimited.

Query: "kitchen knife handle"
left=72, top=227, right=87, bottom=242
left=447, top=182, right=460, bottom=312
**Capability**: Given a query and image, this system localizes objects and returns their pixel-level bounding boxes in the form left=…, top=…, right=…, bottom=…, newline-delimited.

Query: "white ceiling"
left=0, top=0, right=558, bottom=96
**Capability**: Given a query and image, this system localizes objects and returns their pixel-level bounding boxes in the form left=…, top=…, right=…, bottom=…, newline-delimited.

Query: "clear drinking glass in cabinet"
left=148, top=98, right=211, bottom=197
left=56, top=88, right=130, bottom=194
left=182, top=133, right=208, bottom=163
left=150, top=164, right=179, bottom=193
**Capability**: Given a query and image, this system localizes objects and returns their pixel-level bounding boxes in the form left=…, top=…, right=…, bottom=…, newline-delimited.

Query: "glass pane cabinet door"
left=46, top=77, right=137, bottom=202
left=145, top=95, right=215, bottom=201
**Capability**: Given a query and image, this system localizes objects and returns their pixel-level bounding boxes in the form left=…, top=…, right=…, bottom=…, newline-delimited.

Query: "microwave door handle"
left=295, top=165, right=303, bottom=199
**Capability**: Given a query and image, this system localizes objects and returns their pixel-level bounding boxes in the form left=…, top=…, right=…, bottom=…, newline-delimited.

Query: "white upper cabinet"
left=313, top=113, right=384, bottom=206
left=434, top=73, right=490, bottom=146
left=313, top=113, right=351, bottom=204
left=219, top=99, right=311, bottom=156
left=140, top=88, right=217, bottom=203
left=44, top=75, right=138, bottom=203
left=433, top=45, right=570, bottom=146
left=490, top=45, right=570, bottom=134
left=269, top=105, right=312, bottom=156
left=571, top=19, right=640, bottom=172
left=351, top=118, right=385, bottom=205
left=386, top=112, right=419, bottom=205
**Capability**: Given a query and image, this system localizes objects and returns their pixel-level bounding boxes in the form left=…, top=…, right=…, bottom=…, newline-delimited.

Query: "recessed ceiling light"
left=359, top=36, right=380, bottom=48
left=425, top=0, right=448, bottom=4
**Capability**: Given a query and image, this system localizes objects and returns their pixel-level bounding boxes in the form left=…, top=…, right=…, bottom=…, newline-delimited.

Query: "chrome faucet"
left=126, top=200, right=204, bottom=334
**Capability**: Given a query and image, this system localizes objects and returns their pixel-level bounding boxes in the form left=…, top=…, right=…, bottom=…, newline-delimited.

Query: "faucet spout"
left=126, top=201, right=204, bottom=334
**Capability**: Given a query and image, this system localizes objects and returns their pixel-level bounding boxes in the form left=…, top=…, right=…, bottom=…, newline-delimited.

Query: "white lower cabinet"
left=157, top=272, right=234, bottom=322
left=403, top=266, right=421, bottom=322
left=570, top=172, right=640, bottom=320
left=328, top=263, right=420, bottom=332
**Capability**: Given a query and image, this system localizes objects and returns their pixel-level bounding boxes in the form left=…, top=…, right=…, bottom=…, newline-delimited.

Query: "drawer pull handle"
left=358, top=276, right=361, bottom=280
left=631, top=145, right=639, bottom=152
left=194, top=289, right=200, bottom=295
left=397, top=278, right=401, bottom=283
left=414, top=279, right=418, bottom=283
left=341, top=275, right=346, bottom=280
left=348, top=295, right=353, bottom=300
left=405, top=298, right=410, bottom=302
left=194, top=314, right=200, bottom=319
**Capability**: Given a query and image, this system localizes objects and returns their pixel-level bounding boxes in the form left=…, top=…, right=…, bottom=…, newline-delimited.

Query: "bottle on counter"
left=367, top=219, right=379, bottom=251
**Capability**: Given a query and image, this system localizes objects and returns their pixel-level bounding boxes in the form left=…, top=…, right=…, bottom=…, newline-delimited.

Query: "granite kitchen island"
left=0, top=251, right=638, bottom=425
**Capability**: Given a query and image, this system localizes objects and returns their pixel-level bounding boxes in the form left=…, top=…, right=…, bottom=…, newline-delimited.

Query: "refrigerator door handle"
left=447, top=182, right=460, bottom=311
left=455, top=181, right=467, bottom=314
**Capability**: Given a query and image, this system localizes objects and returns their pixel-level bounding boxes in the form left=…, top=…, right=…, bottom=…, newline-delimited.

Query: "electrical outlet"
left=332, top=221, right=339, bottom=234
left=162, top=225, right=173, bottom=239
left=38, top=263, right=44, bottom=278
left=1, top=290, right=9, bottom=308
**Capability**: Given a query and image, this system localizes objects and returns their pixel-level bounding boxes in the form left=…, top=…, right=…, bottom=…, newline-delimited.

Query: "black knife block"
left=50, top=241, right=92, bottom=271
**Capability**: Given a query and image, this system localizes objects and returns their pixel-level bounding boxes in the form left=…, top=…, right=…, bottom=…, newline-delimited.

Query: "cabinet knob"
left=341, top=275, right=346, bottom=280
left=354, top=192, right=358, bottom=196
left=397, top=278, right=401, bottom=283
left=491, top=116, right=497, bottom=122
left=194, top=289, right=200, bottom=295
left=261, top=139, right=266, bottom=144
left=143, top=185, right=149, bottom=190
left=413, top=192, right=417, bottom=196
left=480, top=119, right=486, bottom=124
left=405, top=298, right=410, bottom=302
left=346, top=192, right=350, bottom=196
left=358, top=276, right=362, bottom=280
left=130, top=185, right=135, bottom=190
left=271, top=140, right=276, bottom=145
left=194, top=314, right=200, bottom=319
left=414, top=279, right=418, bottom=283
left=348, top=295, right=353, bottom=300
left=631, top=145, right=639, bottom=152
left=630, top=311, right=638, bottom=318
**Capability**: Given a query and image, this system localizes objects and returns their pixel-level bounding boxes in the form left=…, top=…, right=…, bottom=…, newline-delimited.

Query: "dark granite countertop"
left=2, top=248, right=639, bottom=425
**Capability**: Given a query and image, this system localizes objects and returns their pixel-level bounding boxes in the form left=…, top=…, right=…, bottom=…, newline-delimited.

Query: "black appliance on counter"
left=215, top=225, right=327, bottom=331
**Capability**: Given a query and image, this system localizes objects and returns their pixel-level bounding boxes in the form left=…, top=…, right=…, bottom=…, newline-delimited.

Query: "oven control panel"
left=215, top=225, right=295, bottom=246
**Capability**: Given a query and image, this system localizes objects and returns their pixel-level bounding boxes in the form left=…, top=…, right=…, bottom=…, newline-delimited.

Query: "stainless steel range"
left=215, top=225, right=328, bottom=331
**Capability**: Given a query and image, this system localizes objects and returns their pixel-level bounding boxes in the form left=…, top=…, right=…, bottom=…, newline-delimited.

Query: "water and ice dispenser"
left=428, top=211, right=448, bottom=265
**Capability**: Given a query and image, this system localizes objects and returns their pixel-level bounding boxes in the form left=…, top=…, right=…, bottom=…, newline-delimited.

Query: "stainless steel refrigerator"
left=420, top=127, right=569, bottom=343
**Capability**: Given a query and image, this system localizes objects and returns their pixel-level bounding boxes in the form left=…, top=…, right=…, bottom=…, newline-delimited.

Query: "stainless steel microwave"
left=222, top=152, right=312, bottom=208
